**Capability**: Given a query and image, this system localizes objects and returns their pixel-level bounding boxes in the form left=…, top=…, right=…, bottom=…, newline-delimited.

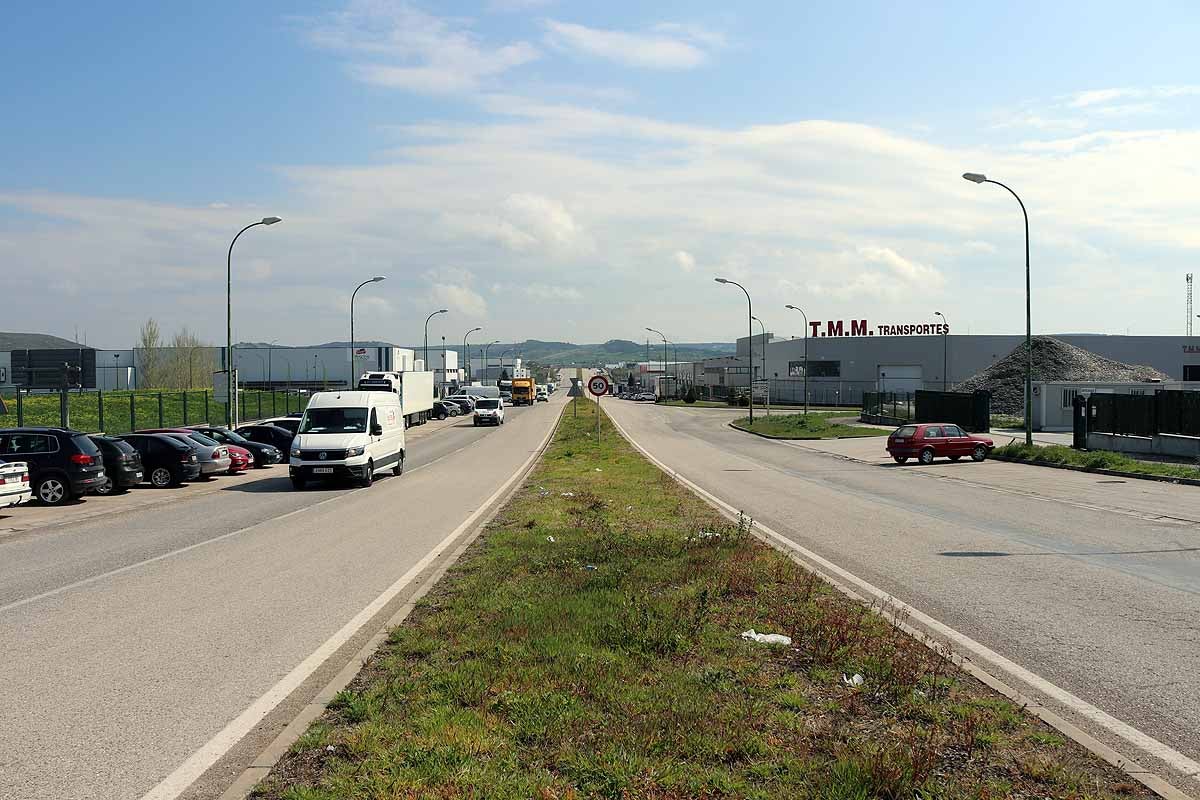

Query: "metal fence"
left=1088, top=390, right=1200, bottom=438
left=862, top=389, right=991, bottom=432
left=0, top=388, right=311, bottom=434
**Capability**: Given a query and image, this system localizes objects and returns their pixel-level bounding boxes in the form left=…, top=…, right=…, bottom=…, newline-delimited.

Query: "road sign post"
left=588, top=375, right=610, bottom=444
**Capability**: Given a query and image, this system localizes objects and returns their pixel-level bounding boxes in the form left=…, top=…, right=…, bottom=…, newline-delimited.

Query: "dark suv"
left=119, top=433, right=203, bottom=487
left=89, top=435, right=145, bottom=494
left=0, top=427, right=107, bottom=505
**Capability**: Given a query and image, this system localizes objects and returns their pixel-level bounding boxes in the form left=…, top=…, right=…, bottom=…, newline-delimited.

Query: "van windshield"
left=300, top=407, right=368, bottom=434
left=476, top=399, right=500, bottom=409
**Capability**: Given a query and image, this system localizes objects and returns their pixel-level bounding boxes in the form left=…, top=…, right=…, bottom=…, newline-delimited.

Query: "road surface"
left=0, top=393, right=565, bottom=800
left=604, top=401, right=1200, bottom=792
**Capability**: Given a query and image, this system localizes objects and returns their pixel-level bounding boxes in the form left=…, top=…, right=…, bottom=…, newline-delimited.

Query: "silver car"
left=151, top=431, right=232, bottom=476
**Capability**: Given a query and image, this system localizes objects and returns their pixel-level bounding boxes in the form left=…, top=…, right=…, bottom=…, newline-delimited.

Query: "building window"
left=1129, top=388, right=1146, bottom=396
left=1061, top=389, right=1076, bottom=409
left=790, top=360, right=840, bottom=377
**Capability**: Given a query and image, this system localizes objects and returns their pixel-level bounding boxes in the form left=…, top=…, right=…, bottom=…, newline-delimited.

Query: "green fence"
left=0, top=389, right=311, bottom=434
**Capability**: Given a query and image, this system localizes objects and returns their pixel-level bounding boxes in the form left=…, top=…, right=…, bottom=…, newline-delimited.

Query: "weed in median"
left=254, top=398, right=1151, bottom=800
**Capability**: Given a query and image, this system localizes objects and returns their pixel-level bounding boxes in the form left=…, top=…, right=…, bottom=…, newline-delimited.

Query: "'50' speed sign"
left=587, top=375, right=610, bottom=397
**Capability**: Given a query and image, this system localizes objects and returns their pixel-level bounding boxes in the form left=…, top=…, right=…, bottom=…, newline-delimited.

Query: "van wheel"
left=37, top=476, right=70, bottom=505
left=393, top=454, right=405, bottom=476
left=360, top=461, right=374, bottom=487
left=919, top=448, right=936, bottom=465
left=972, top=445, right=988, bottom=462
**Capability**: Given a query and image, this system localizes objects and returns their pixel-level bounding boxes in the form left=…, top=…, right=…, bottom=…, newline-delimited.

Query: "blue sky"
left=4, top=1, right=1200, bottom=347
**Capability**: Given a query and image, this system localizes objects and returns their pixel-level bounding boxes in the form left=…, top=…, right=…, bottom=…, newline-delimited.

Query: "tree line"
left=135, top=318, right=219, bottom=390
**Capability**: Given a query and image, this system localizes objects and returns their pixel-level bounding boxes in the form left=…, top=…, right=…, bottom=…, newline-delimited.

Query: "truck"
left=511, top=376, right=536, bottom=406
left=357, top=370, right=435, bottom=428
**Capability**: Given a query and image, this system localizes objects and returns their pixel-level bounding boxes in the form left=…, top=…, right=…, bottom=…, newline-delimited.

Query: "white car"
left=474, top=398, right=505, bottom=426
left=536, top=388, right=549, bottom=402
left=289, top=390, right=405, bottom=489
left=0, top=459, right=32, bottom=508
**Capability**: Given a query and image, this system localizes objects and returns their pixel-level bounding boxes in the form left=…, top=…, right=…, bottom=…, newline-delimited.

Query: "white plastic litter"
left=561, top=492, right=575, bottom=497
left=842, top=673, right=865, bottom=687
left=594, top=468, right=602, bottom=472
left=546, top=536, right=555, bottom=543
left=687, top=531, right=721, bottom=543
left=740, top=629, right=792, bottom=646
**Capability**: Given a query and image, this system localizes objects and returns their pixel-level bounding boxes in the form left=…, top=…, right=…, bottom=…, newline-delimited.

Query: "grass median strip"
left=995, top=442, right=1200, bottom=481
left=254, top=399, right=1148, bottom=799
left=732, top=412, right=889, bottom=439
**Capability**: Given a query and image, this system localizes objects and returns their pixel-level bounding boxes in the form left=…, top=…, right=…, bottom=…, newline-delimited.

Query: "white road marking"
left=607, top=410, right=1200, bottom=781
left=137, top=403, right=560, bottom=800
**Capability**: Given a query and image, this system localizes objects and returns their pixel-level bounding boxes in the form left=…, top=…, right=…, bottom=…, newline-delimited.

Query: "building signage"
left=807, top=320, right=950, bottom=338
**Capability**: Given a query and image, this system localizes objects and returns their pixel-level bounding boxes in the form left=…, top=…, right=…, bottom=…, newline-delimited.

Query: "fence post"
left=60, top=389, right=69, bottom=428
left=204, top=390, right=209, bottom=424
left=272, top=391, right=277, bottom=418
left=130, top=393, right=136, bottom=432
left=257, top=392, right=262, bottom=420
left=16, top=389, right=23, bottom=427
left=183, top=392, right=189, bottom=426
left=158, top=392, right=164, bottom=427
left=98, top=388, right=105, bottom=432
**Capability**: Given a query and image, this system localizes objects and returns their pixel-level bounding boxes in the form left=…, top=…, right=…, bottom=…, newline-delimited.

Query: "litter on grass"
left=842, top=673, right=865, bottom=687
left=561, top=492, right=575, bottom=497
left=741, top=629, right=792, bottom=646
left=687, top=530, right=721, bottom=543
left=546, top=536, right=555, bottom=543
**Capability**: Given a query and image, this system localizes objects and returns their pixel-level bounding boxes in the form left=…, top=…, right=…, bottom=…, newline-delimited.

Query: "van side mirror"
left=371, top=424, right=383, bottom=436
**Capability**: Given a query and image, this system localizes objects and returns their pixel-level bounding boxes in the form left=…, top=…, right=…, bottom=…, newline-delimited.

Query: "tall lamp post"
left=463, top=327, right=482, bottom=384
left=715, top=277, right=754, bottom=423
left=645, top=328, right=668, bottom=398
left=266, top=339, right=279, bottom=389
left=784, top=305, right=809, bottom=415
left=963, top=172, right=1031, bottom=446
left=226, top=216, right=282, bottom=425
left=351, top=276, right=387, bottom=389
left=482, top=340, right=500, bottom=385
left=934, top=311, right=949, bottom=391
left=423, top=309, right=448, bottom=372
left=752, top=315, right=769, bottom=416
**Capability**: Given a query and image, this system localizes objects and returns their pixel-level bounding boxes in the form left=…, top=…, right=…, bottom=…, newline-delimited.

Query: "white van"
left=288, top=390, right=405, bottom=489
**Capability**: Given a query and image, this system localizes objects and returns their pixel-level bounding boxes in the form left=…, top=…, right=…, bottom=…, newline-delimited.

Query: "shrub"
left=684, top=387, right=697, bottom=404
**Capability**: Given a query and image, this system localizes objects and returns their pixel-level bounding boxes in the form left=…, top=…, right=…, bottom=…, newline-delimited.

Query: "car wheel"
left=919, top=448, right=935, bottom=465
left=37, top=476, right=70, bottom=505
left=360, top=460, right=374, bottom=487
left=393, top=454, right=405, bottom=476
left=892, top=455, right=908, bottom=464
left=972, top=445, right=987, bottom=462
left=949, top=455, right=962, bottom=462
left=291, top=476, right=306, bottom=490
left=94, top=479, right=114, bottom=496
left=150, top=467, right=174, bottom=488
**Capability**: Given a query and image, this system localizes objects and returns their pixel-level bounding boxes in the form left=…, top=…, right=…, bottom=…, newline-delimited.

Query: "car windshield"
left=300, top=407, right=368, bottom=433
left=476, top=399, right=500, bottom=410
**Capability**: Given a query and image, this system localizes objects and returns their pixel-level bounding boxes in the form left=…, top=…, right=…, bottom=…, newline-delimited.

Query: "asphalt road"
left=604, top=401, right=1200, bottom=792
left=0, top=394, right=565, bottom=800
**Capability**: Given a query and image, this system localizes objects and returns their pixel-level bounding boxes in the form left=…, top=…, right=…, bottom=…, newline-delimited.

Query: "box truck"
left=511, top=376, right=536, bottom=406
left=358, top=370, right=435, bottom=427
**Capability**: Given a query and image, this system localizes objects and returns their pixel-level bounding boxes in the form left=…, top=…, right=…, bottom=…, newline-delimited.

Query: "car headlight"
left=346, top=445, right=366, bottom=457
left=290, top=448, right=301, bottom=457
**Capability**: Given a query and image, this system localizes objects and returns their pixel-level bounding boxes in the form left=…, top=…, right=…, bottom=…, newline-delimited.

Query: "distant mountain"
left=0, top=332, right=88, bottom=350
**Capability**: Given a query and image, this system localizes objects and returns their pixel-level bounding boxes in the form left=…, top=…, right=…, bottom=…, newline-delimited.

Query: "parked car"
left=120, top=433, right=203, bottom=487
left=260, top=416, right=302, bottom=435
left=88, top=435, right=144, bottom=495
left=474, top=398, right=505, bottom=426
left=0, top=458, right=32, bottom=508
left=444, top=395, right=476, bottom=413
left=138, top=429, right=231, bottom=476
left=886, top=423, right=994, bottom=465
left=433, top=400, right=460, bottom=420
left=236, top=423, right=296, bottom=453
left=536, top=387, right=549, bottom=402
left=190, top=426, right=282, bottom=468
left=634, top=392, right=657, bottom=401
left=0, top=427, right=107, bottom=505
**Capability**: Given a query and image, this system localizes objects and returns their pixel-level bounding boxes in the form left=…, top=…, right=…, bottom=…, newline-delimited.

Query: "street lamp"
left=715, top=277, right=754, bottom=423
left=784, top=305, right=809, bottom=415
left=266, top=339, right=279, bottom=389
left=963, top=172, right=1031, bottom=445
left=226, top=216, right=282, bottom=426
left=645, top=328, right=668, bottom=398
left=351, top=276, right=387, bottom=389
left=463, top=327, right=482, bottom=384
left=424, top=309, right=448, bottom=372
left=934, top=311, right=949, bottom=391
left=482, top=340, right=500, bottom=384
left=752, top=315, right=769, bottom=415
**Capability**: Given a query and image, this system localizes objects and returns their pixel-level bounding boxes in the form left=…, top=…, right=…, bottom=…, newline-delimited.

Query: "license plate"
left=313, top=467, right=335, bottom=474
left=133, top=472, right=142, bottom=479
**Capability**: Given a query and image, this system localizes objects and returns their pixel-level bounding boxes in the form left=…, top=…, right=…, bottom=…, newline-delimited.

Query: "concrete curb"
left=726, top=420, right=887, bottom=441
left=989, top=454, right=1200, bottom=488
left=213, top=404, right=566, bottom=800
left=609, top=409, right=1196, bottom=800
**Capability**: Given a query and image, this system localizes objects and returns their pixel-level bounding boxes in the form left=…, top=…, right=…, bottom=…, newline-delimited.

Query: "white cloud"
left=431, top=282, right=487, bottom=317
left=543, top=20, right=719, bottom=69
left=524, top=284, right=583, bottom=301
left=501, top=193, right=592, bottom=254
left=673, top=250, right=696, bottom=272
left=305, top=1, right=538, bottom=94
left=857, top=246, right=943, bottom=287
left=1070, top=88, right=1139, bottom=108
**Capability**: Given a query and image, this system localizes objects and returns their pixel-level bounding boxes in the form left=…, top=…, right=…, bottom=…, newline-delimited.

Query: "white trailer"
left=358, top=370, right=435, bottom=427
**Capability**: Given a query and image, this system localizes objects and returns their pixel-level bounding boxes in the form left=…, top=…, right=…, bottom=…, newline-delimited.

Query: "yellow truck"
left=511, top=376, right=536, bottom=406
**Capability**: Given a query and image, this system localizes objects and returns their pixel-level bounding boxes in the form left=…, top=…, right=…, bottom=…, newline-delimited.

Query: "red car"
left=140, top=428, right=250, bottom=474
left=886, top=423, right=993, bottom=465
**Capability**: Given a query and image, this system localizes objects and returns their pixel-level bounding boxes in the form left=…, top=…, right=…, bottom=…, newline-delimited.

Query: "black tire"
left=893, top=455, right=908, bottom=464
left=919, top=448, right=935, bottom=465
left=150, top=467, right=174, bottom=488
left=360, top=460, right=374, bottom=488
left=291, top=476, right=307, bottom=490
left=972, top=445, right=987, bottom=462
left=393, top=454, right=405, bottom=476
left=93, top=479, right=115, bottom=496
left=36, top=476, right=71, bottom=506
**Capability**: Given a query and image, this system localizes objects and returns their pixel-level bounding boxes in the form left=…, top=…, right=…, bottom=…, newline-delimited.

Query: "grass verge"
left=253, top=400, right=1148, bottom=800
left=994, top=442, right=1200, bottom=481
left=660, top=399, right=860, bottom=414
left=732, top=413, right=889, bottom=439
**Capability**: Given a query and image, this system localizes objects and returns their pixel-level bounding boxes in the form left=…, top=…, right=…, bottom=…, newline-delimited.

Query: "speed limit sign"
left=588, top=375, right=610, bottom=397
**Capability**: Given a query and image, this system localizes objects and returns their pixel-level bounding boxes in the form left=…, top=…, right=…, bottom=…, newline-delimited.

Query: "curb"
left=989, top=454, right=1200, bottom=487
left=212, top=404, right=566, bottom=800
left=726, top=420, right=886, bottom=441
left=607, top=408, right=1196, bottom=800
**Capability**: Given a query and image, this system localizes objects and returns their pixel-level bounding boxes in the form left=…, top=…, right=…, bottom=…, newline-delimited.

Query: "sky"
left=4, top=1, right=1200, bottom=349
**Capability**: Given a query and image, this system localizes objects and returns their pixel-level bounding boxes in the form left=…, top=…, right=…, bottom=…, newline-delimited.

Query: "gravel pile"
left=954, top=336, right=1170, bottom=414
